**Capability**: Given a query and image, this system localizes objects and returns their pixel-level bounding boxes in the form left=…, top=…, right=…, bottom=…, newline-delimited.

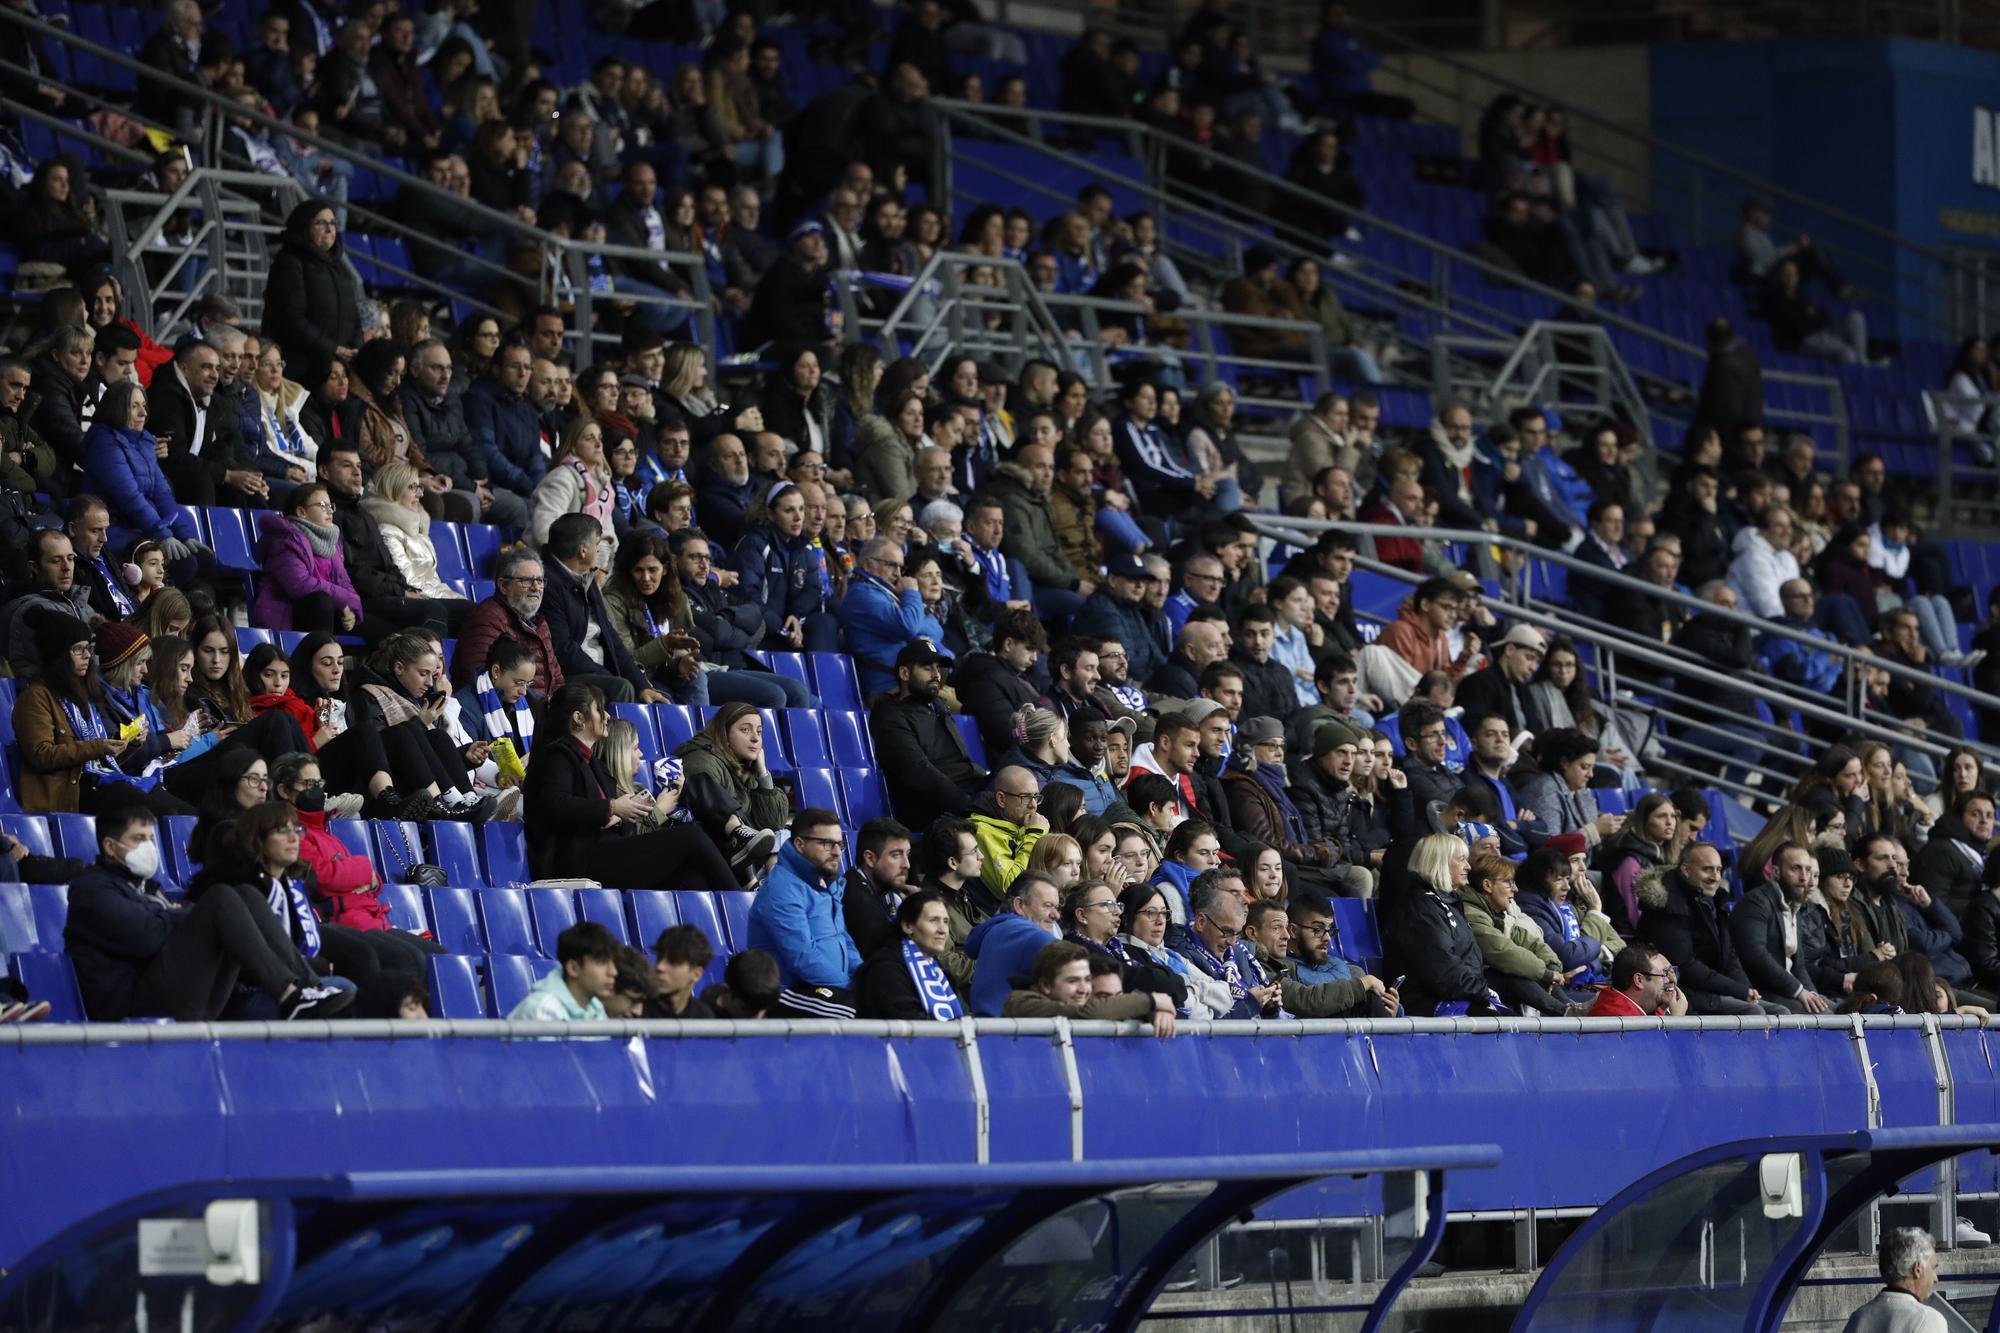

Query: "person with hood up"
left=261, top=199, right=360, bottom=390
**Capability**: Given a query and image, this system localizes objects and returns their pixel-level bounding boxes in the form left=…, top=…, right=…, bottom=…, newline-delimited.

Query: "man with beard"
left=450, top=548, right=563, bottom=691
left=1091, top=634, right=1147, bottom=716
left=696, top=432, right=755, bottom=550
left=871, top=639, right=980, bottom=828
left=840, top=817, right=915, bottom=960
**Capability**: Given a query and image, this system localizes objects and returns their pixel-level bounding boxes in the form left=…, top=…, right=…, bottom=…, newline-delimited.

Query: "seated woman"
left=95, top=623, right=207, bottom=780
left=1113, top=880, right=1212, bottom=1018
left=188, top=798, right=428, bottom=1018
left=1594, top=791, right=1679, bottom=938
left=17, top=613, right=188, bottom=816
left=672, top=703, right=792, bottom=871
left=180, top=614, right=315, bottom=773
left=1515, top=844, right=1622, bottom=988
left=244, top=644, right=323, bottom=747
left=1065, top=878, right=1189, bottom=1012
left=1461, top=850, right=1580, bottom=1015
left=251, top=484, right=367, bottom=635
left=343, top=629, right=491, bottom=821
left=523, top=683, right=752, bottom=889
left=134, top=587, right=193, bottom=642
left=361, top=462, right=471, bottom=632
left=1528, top=636, right=1645, bottom=791
left=732, top=480, right=839, bottom=652
left=1515, top=728, right=1624, bottom=851
left=595, top=714, right=747, bottom=886
left=1149, top=819, right=1222, bottom=929
left=529, top=416, right=617, bottom=549
left=271, top=752, right=445, bottom=959
left=284, top=632, right=368, bottom=819
left=908, top=547, right=976, bottom=659
left=603, top=531, right=705, bottom=704
left=79, top=380, right=208, bottom=584
left=1384, top=832, right=1498, bottom=1016
left=189, top=749, right=276, bottom=868
left=1027, top=833, right=1083, bottom=890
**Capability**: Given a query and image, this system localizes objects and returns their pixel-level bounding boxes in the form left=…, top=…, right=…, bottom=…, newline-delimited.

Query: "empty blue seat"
left=809, top=652, right=860, bottom=711
left=717, top=892, right=751, bottom=951
left=47, top=813, right=95, bottom=860
left=328, top=819, right=373, bottom=861
left=13, top=953, right=83, bottom=1021
left=488, top=953, right=556, bottom=1016
left=614, top=704, right=664, bottom=772
left=954, top=716, right=988, bottom=769
left=757, top=708, right=793, bottom=773
left=527, top=888, right=578, bottom=953
left=462, top=524, right=503, bottom=575
left=0, top=883, right=38, bottom=952
left=824, top=710, right=873, bottom=767
left=476, top=887, right=540, bottom=956
left=370, top=820, right=428, bottom=883
left=234, top=627, right=275, bottom=654
left=204, top=507, right=259, bottom=570
left=577, top=887, right=635, bottom=946
left=429, top=522, right=472, bottom=585
left=782, top=710, right=831, bottom=766
left=481, top=822, right=530, bottom=886
left=840, top=768, right=888, bottom=825
left=161, top=814, right=197, bottom=885
left=794, top=767, right=842, bottom=820
left=654, top=704, right=699, bottom=752
left=424, top=822, right=485, bottom=886
left=0, top=815, right=52, bottom=860
left=376, top=883, right=428, bottom=935
left=424, top=886, right=485, bottom=955
left=1331, top=898, right=1382, bottom=967
left=26, top=885, right=66, bottom=951
left=425, top=954, right=486, bottom=1017
left=628, top=889, right=678, bottom=953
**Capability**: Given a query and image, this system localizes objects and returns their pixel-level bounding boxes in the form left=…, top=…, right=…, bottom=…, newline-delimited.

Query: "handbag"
left=373, top=819, right=450, bottom=887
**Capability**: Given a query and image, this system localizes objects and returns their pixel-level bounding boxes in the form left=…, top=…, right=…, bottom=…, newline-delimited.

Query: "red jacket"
left=1586, top=987, right=1656, bottom=1017
left=1375, top=601, right=1477, bottom=679
left=299, top=808, right=387, bottom=931
left=451, top=595, right=564, bottom=693
left=1359, top=499, right=1424, bottom=573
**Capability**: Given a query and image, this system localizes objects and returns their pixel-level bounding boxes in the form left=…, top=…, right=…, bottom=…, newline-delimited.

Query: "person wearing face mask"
left=65, top=800, right=357, bottom=1021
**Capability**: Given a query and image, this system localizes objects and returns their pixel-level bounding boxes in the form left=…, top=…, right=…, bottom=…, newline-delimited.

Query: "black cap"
left=897, top=637, right=950, bottom=668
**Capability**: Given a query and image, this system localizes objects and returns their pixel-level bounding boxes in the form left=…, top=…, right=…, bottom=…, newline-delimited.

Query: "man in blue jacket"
left=839, top=536, right=945, bottom=697
left=1072, top=554, right=1166, bottom=686
left=966, top=871, right=1063, bottom=1017
left=747, top=807, right=863, bottom=1017
left=463, top=342, right=548, bottom=500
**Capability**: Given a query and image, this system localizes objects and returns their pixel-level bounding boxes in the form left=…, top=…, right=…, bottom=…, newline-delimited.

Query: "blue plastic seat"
left=794, top=767, right=842, bottom=821
left=654, top=704, right=698, bottom=752
left=424, top=886, right=485, bottom=955
left=824, top=710, right=873, bottom=767
left=424, top=822, right=486, bottom=887
left=481, top=822, right=530, bottom=886
left=488, top=954, right=556, bottom=1016
left=376, top=883, right=428, bottom=935
left=462, top=523, right=503, bottom=576
left=47, top=813, right=95, bottom=860
left=160, top=815, right=197, bottom=885
left=26, top=885, right=66, bottom=950
left=717, top=892, right=751, bottom=951
left=614, top=703, right=663, bottom=772
left=576, top=887, right=634, bottom=947
left=328, top=819, right=373, bottom=861
left=13, top=953, right=83, bottom=1021
left=204, top=507, right=259, bottom=570
left=756, top=708, right=794, bottom=774
left=808, top=652, right=860, bottom=711
left=476, top=887, right=541, bottom=956
left=234, top=627, right=275, bottom=655
left=527, top=888, right=578, bottom=954
left=0, top=815, right=52, bottom=860
left=762, top=652, right=810, bottom=693
left=782, top=710, right=831, bottom=767
left=839, top=768, right=888, bottom=825
left=1331, top=898, right=1382, bottom=968
left=0, top=883, right=38, bottom=952
left=429, top=522, right=472, bottom=586
left=628, top=889, right=679, bottom=953
left=425, top=954, right=486, bottom=1017
left=370, top=820, right=428, bottom=883
left=954, top=715, right=988, bottom=769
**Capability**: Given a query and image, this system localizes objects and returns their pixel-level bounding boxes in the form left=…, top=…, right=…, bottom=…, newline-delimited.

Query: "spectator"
left=360, top=463, right=473, bottom=623
left=1463, top=850, right=1578, bottom=1015
left=1763, top=260, right=1868, bottom=364
left=451, top=548, right=564, bottom=697
left=1377, top=578, right=1479, bottom=682
left=528, top=416, right=616, bottom=548
left=1638, top=841, right=1783, bottom=1015
left=1222, top=715, right=1340, bottom=885
left=506, top=922, right=618, bottom=1022
left=1454, top=624, right=1546, bottom=734
left=1277, top=892, right=1398, bottom=1017
left=337, top=629, right=486, bottom=821
left=839, top=537, right=944, bottom=698
left=971, top=764, right=1051, bottom=907
left=79, top=383, right=204, bottom=569
left=1385, top=832, right=1497, bottom=1015
left=852, top=888, right=965, bottom=1021
left=1737, top=197, right=1850, bottom=297
left=872, top=639, right=980, bottom=828
left=148, top=336, right=266, bottom=510
left=1173, top=872, right=1279, bottom=1019
left=1048, top=712, right=1122, bottom=815
left=601, top=531, right=704, bottom=701
left=1396, top=702, right=1460, bottom=811
left=646, top=924, right=717, bottom=1019
left=1516, top=843, right=1623, bottom=987
left=1726, top=506, right=1801, bottom=619
left=602, top=947, right=661, bottom=1020
left=263, top=200, right=359, bottom=390
left=1914, top=789, right=1993, bottom=922
left=955, top=607, right=1046, bottom=756
left=1516, top=729, right=1624, bottom=851
left=1597, top=793, right=1680, bottom=938
left=733, top=480, right=839, bottom=653
left=747, top=806, right=862, bottom=1012
left=541, top=512, right=667, bottom=704
left=840, top=817, right=916, bottom=961
left=464, top=342, right=549, bottom=503
left=1731, top=840, right=1835, bottom=1014
left=29, top=324, right=95, bottom=473
left=670, top=702, right=793, bottom=862
left=967, top=871, right=1064, bottom=1016
left=1586, top=944, right=1688, bottom=1017
left=65, top=800, right=354, bottom=1022
left=250, top=484, right=366, bottom=635
left=1000, top=938, right=1176, bottom=1032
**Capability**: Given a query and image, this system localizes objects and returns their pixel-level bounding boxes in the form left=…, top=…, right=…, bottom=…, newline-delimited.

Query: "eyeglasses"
left=1133, top=906, right=1169, bottom=920
left=502, top=575, right=546, bottom=587
left=271, top=825, right=303, bottom=836
left=1297, top=921, right=1334, bottom=938
left=1098, top=649, right=1126, bottom=660
left=999, top=790, right=1042, bottom=804
left=305, top=500, right=334, bottom=513
left=797, top=834, right=846, bottom=850
left=1082, top=899, right=1121, bottom=913
left=242, top=774, right=270, bottom=788
left=1638, top=968, right=1679, bottom=981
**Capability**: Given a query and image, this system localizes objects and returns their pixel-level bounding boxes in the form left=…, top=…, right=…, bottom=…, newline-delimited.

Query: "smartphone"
left=1393, top=975, right=1407, bottom=992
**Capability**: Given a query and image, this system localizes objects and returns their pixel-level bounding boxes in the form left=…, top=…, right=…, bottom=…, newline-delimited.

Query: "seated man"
left=746, top=807, right=863, bottom=1017
left=999, top=937, right=1177, bottom=1034
left=1172, top=874, right=1280, bottom=1019
left=540, top=511, right=667, bottom=705
left=852, top=888, right=966, bottom=1020
left=646, top=924, right=716, bottom=1019
left=1586, top=944, right=1688, bottom=1017
left=1276, top=893, right=1399, bottom=1017
left=1730, top=840, right=1835, bottom=1014
left=63, top=800, right=355, bottom=1021
left=839, top=536, right=943, bottom=698
left=966, top=871, right=1064, bottom=1017
left=1639, top=841, right=1786, bottom=1015
left=871, top=640, right=981, bottom=829
left=506, top=921, right=618, bottom=1022
left=971, top=764, right=1050, bottom=911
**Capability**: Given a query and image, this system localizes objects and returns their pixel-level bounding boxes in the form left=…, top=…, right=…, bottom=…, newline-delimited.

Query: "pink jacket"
left=252, top=511, right=363, bottom=630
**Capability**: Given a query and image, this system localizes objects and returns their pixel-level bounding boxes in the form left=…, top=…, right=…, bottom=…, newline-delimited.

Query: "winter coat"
left=1725, top=525, right=1800, bottom=620
left=541, top=557, right=648, bottom=697
left=1637, top=865, right=1752, bottom=1002
left=869, top=691, right=979, bottom=829
left=252, top=512, right=363, bottom=631
left=1912, top=813, right=1989, bottom=923
left=1729, top=881, right=1811, bottom=1001
left=463, top=376, right=549, bottom=496
left=1070, top=587, right=1166, bottom=687
left=673, top=731, right=793, bottom=832
left=262, top=199, right=361, bottom=387
left=297, top=806, right=388, bottom=931
left=398, top=380, right=486, bottom=491
left=1376, top=601, right=1475, bottom=678
left=1385, top=886, right=1490, bottom=1016
left=15, top=680, right=120, bottom=812
left=733, top=524, right=828, bottom=636
left=1517, top=887, right=1621, bottom=976
left=362, top=496, right=466, bottom=602
left=451, top=595, right=563, bottom=692
left=852, top=414, right=919, bottom=501
left=747, top=841, right=861, bottom=990
left=1221, top=765, right=1332, bottom=866
left=80, top=420, right=198, bottom=552
left=62, top=857, right=182, bottom=1020
left=986, top=461, right=1081, bottom=590
left=971, top=808, right=1045, bottom=906
left=967, top=910, right=1059, bottom=1017
left=1460, top=885, right=1562, bottom=982
left=528, top=459, right=616, bottom=549
left=836, top=571, right=943, bottom=698
left=1966, top=889, right=2000, bottom=991
left=1273, top=947, right=1373, bottom=1017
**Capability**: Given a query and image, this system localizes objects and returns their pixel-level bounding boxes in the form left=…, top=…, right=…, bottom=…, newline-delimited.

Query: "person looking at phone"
left=17, top=612, right=189, bottom=817
left=342, top=628, right=491, bottom=822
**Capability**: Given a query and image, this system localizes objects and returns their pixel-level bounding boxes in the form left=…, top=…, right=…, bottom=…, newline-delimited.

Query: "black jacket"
left=1638, top=867, right=1752, bottom=1002
left=742, top=255, right=830, bottom=348
left=520, top=734, right=618, bottom=880
left=1385, top=886, right=1490, bottom=1016
left=62, top=857, right=179, bottom=1021
left=954, top=651, right=1039, bottom=758
left=1966, top=889, right=2000, bottom=992
left=1402, top=758, right=1460, bottom=816
left=1729, top=881, right=1811, bottom=1001
left=1288, top=759, right=1384, bottom=867
left=26, top=357, right=88, bottom=468
left=841, top=866, right=901, bottom=961
left=869, top=691, right=979, bottom=828
left=399, top=382, right=487, bottom=489
left=262, top=200, right=361, bottom=388
left=681, top=580, right=765, bottom=668
left=329, top=487, right=410, bottom=600
left=1455, top=666, right=1536, bottom=734
left=147, top=364, right=253, bottom=493
left=1229, top=650, right=1297, bottom=726
left=1670, top=612, right=1757, bottom=714
left=1148, top=651, right=1202, bottom=700
left=542, top=556, right=648, bottom=696
left=1913, top=815, right=1988, bottom=923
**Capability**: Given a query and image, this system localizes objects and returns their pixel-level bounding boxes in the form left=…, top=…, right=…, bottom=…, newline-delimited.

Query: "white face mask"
left=120, top=838, right=161, bottom=880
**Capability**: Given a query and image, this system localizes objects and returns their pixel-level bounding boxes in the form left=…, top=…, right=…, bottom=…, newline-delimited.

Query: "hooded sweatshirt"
left=966, top=910, right=1061, bottom=1017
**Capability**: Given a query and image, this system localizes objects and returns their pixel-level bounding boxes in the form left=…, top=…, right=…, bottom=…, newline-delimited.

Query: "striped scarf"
left=267, top=874, right=322, bottom=958
left=477, top=670, right=534, bottom=755
left=902, top=939, right=963, bottom=1021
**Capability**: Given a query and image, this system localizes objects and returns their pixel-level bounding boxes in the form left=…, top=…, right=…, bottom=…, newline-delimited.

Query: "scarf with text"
left=903, top=938, right=963, bottom=1020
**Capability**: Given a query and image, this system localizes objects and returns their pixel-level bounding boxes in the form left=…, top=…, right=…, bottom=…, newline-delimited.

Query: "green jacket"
left=673, top=731, right=792, bottom=831
left=0, top=410, right=57, bottom=495
left=1259, top=943, right=1368, bottom=1017
left=985, top=461, right=1080, bottom=590
left=921, top=874, right=985, bottom=997
left=1461, top=889, right=1561, bottom=981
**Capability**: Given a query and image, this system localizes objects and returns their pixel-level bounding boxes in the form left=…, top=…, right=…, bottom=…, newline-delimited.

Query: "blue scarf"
left=970, top=543, right=1010, bottom=602
left=89, top=554, right=135, bottom=617
left=1181, top=931, right=1251, bottom=1003
left=59, top=697, right=121, bottom=779
left=902, top=938, right=962, bottom=1020
left=1246, top=757, right=1308, bottom=844
left=269, top=875, right=321, bottom=958
left=477, top=670, right=534, bottom=754
left=265, top=398, right=312, bottom=457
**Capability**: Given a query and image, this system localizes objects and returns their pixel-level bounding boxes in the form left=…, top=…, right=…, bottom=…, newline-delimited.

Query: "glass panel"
left=1526, top=1155, right=1824, bottom=1333
left=0, top=1203, right=273, bottom=1333
left=936, top=1181, right=1221, bottom=1332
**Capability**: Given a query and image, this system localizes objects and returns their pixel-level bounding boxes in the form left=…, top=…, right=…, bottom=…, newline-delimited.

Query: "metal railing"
left=1925, top=387, right=2000, bottom=536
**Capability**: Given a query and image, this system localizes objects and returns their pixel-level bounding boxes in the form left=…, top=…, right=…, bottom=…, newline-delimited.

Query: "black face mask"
left=292, top=785, right=326, bottom=813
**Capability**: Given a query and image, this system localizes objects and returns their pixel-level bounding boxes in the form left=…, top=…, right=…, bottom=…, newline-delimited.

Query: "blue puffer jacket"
left=463, top=377, right=546, bottom=495
left=734, top=524, right=827, bottom=637
left=966, top=910, right=1060, bottom=1017
left=81, top=421, right=198, bottom=550
left=746, top=842, right=861, bottom=989
left=838, top=570, right=944, bottom=696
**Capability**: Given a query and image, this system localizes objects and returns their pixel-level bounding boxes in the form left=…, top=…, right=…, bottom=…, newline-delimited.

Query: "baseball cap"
left=1494, top=624, right=1547, bottom=653
left=896, top=638, right=949, bottom=668
left=1104, top=553, right=1148, bottom=581
left=788, top=219, right=825, bottom=242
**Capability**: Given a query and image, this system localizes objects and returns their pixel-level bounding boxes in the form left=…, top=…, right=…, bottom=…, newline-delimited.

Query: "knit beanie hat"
left=97, top=621, right=149, bottom=671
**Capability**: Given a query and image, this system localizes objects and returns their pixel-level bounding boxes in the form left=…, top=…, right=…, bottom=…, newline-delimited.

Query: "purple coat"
left=252, top=511, right=362, bottom=631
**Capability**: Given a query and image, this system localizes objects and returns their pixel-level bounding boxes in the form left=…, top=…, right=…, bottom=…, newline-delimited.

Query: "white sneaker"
left=1623, top=255, right=1662, bottom=276
left=1957, top=1215, right=1991, bottom=1247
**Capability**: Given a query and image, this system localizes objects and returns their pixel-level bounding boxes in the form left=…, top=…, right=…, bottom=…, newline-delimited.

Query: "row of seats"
left=197, top=507, right=504, bottom=590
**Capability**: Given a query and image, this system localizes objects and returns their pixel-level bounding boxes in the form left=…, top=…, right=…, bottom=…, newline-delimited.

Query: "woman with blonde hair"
left=661, top=340, right=763, bottom=447
left=1385, top=832, right=1494, bottom=1015
left=363, top=461, right=471, bottom=609
left=528, top=415, right=616, bottom=547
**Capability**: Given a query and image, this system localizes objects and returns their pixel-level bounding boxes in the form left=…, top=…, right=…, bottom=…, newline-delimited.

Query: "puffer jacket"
left=985, top=461, right=1081, bottom=591
left=262, top=198, right=360, bottom=387
left=745, top=841, right=860, bottom=990
left=1460, top=886, right=1562, bottom=982
left=80, top=420, right=198, bottom=551
left=1047, top=478, right=1099, bottom=578
left=251, top=511, right=362, bottom=631
left=673, top=731, right=792, bottom=832
left=297, top=807, right=387, bottom=930
left=1636, top=864, right=1753, bottom=1003
left=1384, top=885, right=1490, bottom=1016
left=362, top=494, right=466, bottom=602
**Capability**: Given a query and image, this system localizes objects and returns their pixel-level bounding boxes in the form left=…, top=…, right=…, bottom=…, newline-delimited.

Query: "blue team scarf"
left=477, top=670, right=534, bottom=754
left=60, top=697, right=121, bottom=779
left=1181, top=931, right=1250, bottom=1002
left=903, top=938, right=963, bottom=1020
left=269, top=875, right=321, bottom=958
left=89, top=554, right=135, bottom=617
left=1105, top=682, right=1146, bottom=711
left=971, top=544, right=1009, bottom=601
